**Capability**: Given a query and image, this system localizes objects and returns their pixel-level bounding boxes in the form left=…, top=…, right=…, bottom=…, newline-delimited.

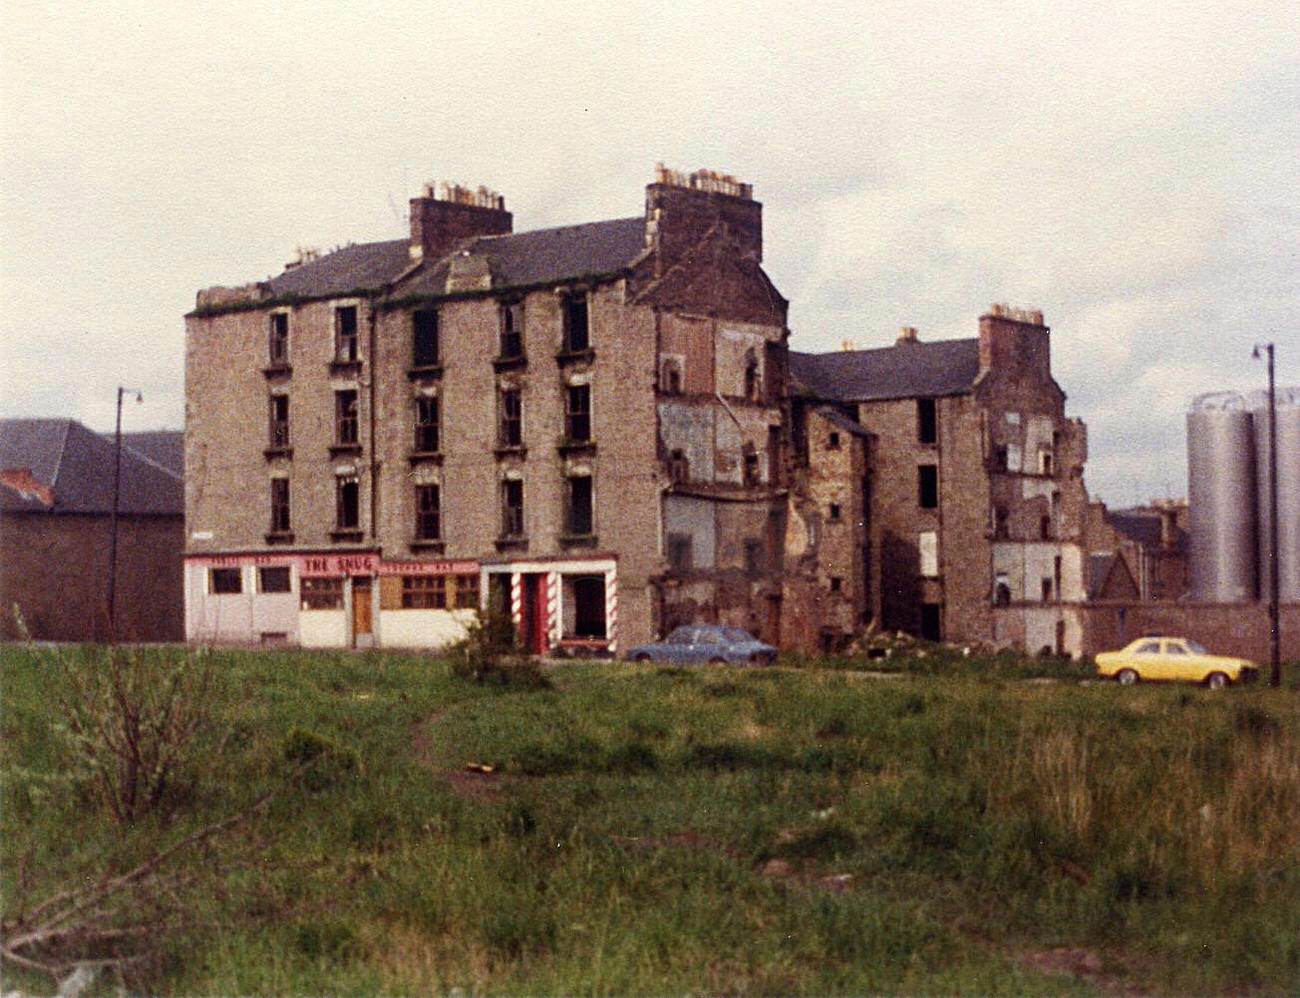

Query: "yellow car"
left=1095, top=636, right=1259, bottom=690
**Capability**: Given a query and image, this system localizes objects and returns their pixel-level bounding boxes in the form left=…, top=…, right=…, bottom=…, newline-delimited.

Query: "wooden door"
left=352, top=577, right=373, bottom=642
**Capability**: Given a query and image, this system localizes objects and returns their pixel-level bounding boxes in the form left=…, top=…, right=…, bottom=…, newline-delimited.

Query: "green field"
left=2, top=644, right=1298, bottom=995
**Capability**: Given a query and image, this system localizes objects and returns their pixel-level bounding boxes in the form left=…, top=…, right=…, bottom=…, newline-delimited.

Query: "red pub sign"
left=189, top=552, right=477, bottom=578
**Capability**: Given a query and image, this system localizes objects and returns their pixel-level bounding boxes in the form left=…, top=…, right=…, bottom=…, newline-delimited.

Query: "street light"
left=1251, top=343, right=1280, bottom=687
left=107, top=386, right=143, bottom=642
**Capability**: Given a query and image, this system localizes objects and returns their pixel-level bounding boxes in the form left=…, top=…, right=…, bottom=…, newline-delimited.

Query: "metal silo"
left=1252, top=389, right=1300, bottom=603
left=1188, top=392, right=1256, bottom=602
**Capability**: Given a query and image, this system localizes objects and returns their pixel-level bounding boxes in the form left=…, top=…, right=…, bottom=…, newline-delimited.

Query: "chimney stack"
left=978, top=304, right=1050, bottom=378
left=409, top=181, right=512, bottom=262
left=644, top=164, right=762, bottom=276
left=896, top=326, right=919, bottom=345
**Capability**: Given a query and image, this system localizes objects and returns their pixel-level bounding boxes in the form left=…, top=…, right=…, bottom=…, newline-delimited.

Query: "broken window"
left=268, top=394, right=290, bottom=448
left=566, top=475, right=594, bottom=536
left=334, top=305, right=359, bottom=362
left=258, top=565, right=292, bottom=593
left=335, top=476, right=359, bottom=531
left=501, top=479, right=525, bottom=537
left=269, top=478, right=291, bottom=534
left=917, top=398, right=937, bottom=444
left=415, top=484, right=441, bottom=540
left=918, top=464, right=938, bottom=508
left=301, top=577, right=344, bottom=610
left=667, top=533, right=693, bottom=572
left=335, top=390, right=359, bottom=446
left=563, top=294, right=589, bottom=353
left=402, top=575, right=447, bottom=609
left=499, top=301, right=524, bottom=359
left=414, top=396, right=439, bottom=452
left=268, top=312, right=289, bottom=366
left=412, top=308, right=439, bottom=368
left=565, top=384, right=591, bottom=442
left=209, top=567, right=242, bottom=594
left=499, top=388, right=523, bottom=447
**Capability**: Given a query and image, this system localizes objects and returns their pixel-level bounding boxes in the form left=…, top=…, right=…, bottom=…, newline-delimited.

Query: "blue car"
left=625, top=625, right=777, bottom=666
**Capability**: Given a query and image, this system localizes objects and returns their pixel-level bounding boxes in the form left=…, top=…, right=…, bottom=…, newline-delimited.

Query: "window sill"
left=558, top=532, right=598, bottom=548
left=495, top=535, right=528, bottom=551
left=263, top=446, right=293, bottom=460
left=263, top=364, right=292, bottom=380
left=556, top=347, right=595, bottom=366
left=265, top=531, right=296, bottom=545
left=494, top=445, right=527, bottom=460
left=492, top=355, right=527, bottom=372
left=408, top=451, right=444, bottom=466
left=329, top=443, right=363, bottom=459
left=329, top=528, right=364, bottom=543
left=409, top=539, right=445, bottom=554
left=407, top=364, right=443, bottom=381
left=329, top=360, right=363, bottom=378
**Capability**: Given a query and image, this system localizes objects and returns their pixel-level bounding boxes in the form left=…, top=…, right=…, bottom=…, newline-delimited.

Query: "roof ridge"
left=473, top=215, right=642, bottom=244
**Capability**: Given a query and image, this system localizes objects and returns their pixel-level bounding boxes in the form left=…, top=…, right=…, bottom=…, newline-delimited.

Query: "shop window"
left=402, top=575, right=447, bottom=609
left=414, top=396, right=439, bottom=453
left=566, top=475, right=593, bottom=536
left=501, top=479, right=525, bottom=537
left=334, top=305, right=359, bottom=362
left=301, top=577, right=344, bottom=610
left=499, top=388, right=523, bottom=447
left=917, top=398, right=937, bottom=444
left=415, top=484, right=441, bottom=540
left=564, top=574, right=607, bottom=638
left=412, top=308, right=439, bottom=368
left=335, top=390, right=359, bottom=446
left=562, top=294, right=589, bottom=353
left=565, top=384, right=591, bottom=443
left=269, top=478, right=291, bottom=534
left=268, top=312, right=289, bottom=366
left=209, top=567, right=242, bottom=594
left=454, top=574, right=480, bottom=609
left=336, top=477, right=359, bottom=531
left=268, top=395, right=290, bottom=449
left=258, top=565, right=292, bottom=593
left=499, top=301, right=524, bottom=359
left=918, top=464, right=938, bottom=508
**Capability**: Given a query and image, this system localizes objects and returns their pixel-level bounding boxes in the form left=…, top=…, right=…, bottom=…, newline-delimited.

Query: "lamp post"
left=1251, top=344, right=1280, bottom=687
left=107, top=386, right=143, bottom=642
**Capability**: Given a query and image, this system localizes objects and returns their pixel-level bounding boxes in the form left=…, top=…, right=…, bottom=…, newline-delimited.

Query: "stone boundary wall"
left=1078, top=601, right=1300, bottom=662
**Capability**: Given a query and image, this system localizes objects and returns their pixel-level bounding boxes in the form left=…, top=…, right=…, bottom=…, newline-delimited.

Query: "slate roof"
left=0, top=419, right=183, bottom=515
left=119, top=431, right=184, bottom=476
left=790, top=338, right=981, bottom=403
left=265, top=239, right=413, bottom=299
left=1106, top=509, right=1188, bottom=551
left=400, top=217, right=646, bottom=297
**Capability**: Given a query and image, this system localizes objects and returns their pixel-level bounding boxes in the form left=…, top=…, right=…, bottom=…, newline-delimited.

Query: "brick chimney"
left=978, top=304, right=1050, bottom=379
left=896, top=326, right=919, bottom=346
left=644, top=164, right=762, bottom=275
left=409, top=181, right=513, bottom=262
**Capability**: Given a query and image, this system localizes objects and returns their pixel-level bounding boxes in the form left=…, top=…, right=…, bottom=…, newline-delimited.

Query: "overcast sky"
left=3, top=0, right=1296, bottom=506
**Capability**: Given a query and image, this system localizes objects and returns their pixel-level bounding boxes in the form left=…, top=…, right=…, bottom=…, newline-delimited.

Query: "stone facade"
left=184, top=168, right=788, bottom=652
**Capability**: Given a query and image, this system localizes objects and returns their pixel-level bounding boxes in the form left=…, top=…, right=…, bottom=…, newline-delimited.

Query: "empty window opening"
left=336, top=477, right=360, bottom=530
left=412, top=308, right=439, bottom=367
left=661, top=358, right=683, bottom=394
left=209, top=567, right=242, bottom=594
left=667, top=533, right=693, bottom=572
left=415, top=484, right=441, bottom=540
left=1039, top=449, right=1054, bottom=476
left=920, top=603, right=942, bottom=641
left=414, top=396, right=439, bottom=453
left=994, top=572, right=1011, bottom=606
left=917, top=398, right=937, bottom=444
left=744, top=538, right=764, bottom=575
left=563, top=294, right=589, bottom=353
left=270, top=478, right=291, bottom=534
left=501, top=479, right=525, bottom=537
left=828, top=502, right=841, bottom=522
left=499, top=301, right=524, bottom=359
left=918, top=464, right=938, bottom=508
left=827, top=431, right=841, bottom=450
left=565, top=384, right=591, bottom=442
left=268, top=395, right=290, bottom=448
left=668, top=449, right=689, bottom=483
left=335, top=390, right=359, bottom=446
left=566, top=475, right=594, bottom=536
left=334, top=306, right=359, bottom=362
left=268, top=313, right=289, bottom=366
left=994, top=445, right=1009, bottom=472
left=743, top=350, right=761, bottom=401
left=829, top=576, right=843, bottom=593
left=1040, top=515, right=1053, bottom=540
left=258, top=565, right=292, bottom=593
left=499, top=388, right=523, bottom=447
left=994, top=506, right=1009, bottom=539
left=564, top=574, right=607, bottom=638
left=402, top=574, right=447, bottom=609
left=1041, top=578, right=1054, bottom=601
left=743, top=445, right=760, bottom=486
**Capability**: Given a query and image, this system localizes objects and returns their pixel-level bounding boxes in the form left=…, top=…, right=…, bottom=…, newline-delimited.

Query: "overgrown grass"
left=3, top=645, right=1298, bottom=995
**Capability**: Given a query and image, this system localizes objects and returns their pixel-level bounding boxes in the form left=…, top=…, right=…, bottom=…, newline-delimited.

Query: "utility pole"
left=1252, top=344, right=1281, bottom=687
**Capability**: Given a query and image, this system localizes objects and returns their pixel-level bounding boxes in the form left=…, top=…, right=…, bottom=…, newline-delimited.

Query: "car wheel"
left=1117, top=668, right=1138, bottom=686
left=1206, top=671, right=1229, bottom=691
left=750, top=652, right=773, bottom=666
left=633, top=653, right=651, bottom=663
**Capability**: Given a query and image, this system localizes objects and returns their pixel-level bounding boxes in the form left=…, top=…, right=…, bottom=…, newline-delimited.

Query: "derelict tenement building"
left=184, top=167, right=789, bottom=652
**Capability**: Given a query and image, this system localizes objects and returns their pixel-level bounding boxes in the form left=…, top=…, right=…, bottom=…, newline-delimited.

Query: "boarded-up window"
left=402, top=575, right=447, bottom=609
left=919, top=531, right=938, bottom=578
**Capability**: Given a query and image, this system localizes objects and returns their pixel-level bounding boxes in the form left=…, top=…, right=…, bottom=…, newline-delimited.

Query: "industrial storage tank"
left=1188, top=392, right=1256, bottom=601
left=1252, top=388, right=1300, bottom=603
